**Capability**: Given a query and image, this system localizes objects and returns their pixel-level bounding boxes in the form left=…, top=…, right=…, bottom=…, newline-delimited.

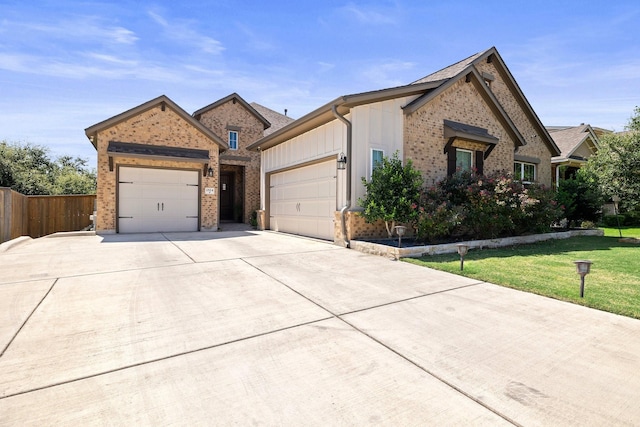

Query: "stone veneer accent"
left=197, top=99, right=264, bottom=224
left=351, top=229, right=604, bottom=260
left=95, top=105, right=219, bottom=233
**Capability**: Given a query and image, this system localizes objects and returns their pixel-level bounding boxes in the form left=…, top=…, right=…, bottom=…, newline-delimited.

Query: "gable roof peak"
left=411, top=46, right=496, bottom=85
left=193, top=92, right=271, bottom=130
left=84, top=95, right=227, bottom=150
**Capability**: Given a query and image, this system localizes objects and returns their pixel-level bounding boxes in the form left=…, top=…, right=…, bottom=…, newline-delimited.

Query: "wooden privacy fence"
left=0, top=188, right=96, bottom=243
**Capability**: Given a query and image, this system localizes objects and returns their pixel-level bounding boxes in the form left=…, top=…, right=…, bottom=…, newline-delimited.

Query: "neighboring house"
left=86, top=93, right=291, bottom=234
left=547, top=124, right=607, bottom=186
left=248, top=47, right=561, bottom=244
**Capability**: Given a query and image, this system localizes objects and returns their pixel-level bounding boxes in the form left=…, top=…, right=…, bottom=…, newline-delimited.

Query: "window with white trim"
left=456, top=148, right=473, bottom=173
left=228, top=131, right=238, bottom=150
left=371, top=149, right=384, bottom=173
left=514, top=161, right=536, bottom=183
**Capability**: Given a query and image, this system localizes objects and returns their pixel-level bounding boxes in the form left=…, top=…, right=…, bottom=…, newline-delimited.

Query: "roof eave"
left=247, top=81, right=441, bottom=151
left=482, top=49, right=561, bottom=156
left=84, top=95, right=228, bottom=151
left=193, top=93, right=271, bottom=130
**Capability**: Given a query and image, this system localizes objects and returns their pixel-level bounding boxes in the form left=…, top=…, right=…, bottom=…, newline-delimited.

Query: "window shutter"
left=475, top=151, right=484, bottom=175
left=447, top=146, right=457, bottom=176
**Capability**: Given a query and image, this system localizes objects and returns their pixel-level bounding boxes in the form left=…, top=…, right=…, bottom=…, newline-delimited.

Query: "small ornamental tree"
left=555, top=170, right=603, bottom=227
left=359, top=152, right=423, bottom=238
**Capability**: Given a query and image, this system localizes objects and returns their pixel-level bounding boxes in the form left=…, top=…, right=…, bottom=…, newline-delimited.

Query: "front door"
left=220, top=172, right=235, bottom=221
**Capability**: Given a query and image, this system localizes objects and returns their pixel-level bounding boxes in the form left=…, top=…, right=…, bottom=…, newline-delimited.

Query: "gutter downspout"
left=332, top=105, right=352, bottom=247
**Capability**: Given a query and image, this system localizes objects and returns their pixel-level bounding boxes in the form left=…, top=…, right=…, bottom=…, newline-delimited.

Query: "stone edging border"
left=350, top=229, right=605, bottom=260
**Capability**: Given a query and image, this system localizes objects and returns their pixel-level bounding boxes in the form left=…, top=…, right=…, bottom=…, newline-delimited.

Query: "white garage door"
left=118, top=167, right=199, bottom=233
left=269, top=161, right=336, bottom=240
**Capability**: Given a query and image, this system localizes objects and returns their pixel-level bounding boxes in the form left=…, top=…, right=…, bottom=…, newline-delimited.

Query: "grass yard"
left=404, top=227, right=640, bottom=319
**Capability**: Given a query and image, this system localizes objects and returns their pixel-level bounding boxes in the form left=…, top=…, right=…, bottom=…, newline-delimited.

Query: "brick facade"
left=404, top=78, right=518, bottom=187
left=474, top=61, right=553, bottom=186
left=196, top=98, right=264, bottom=224
left=93, top=103, right=220, bottom=233
left=336, top=54, right=556, bottom=244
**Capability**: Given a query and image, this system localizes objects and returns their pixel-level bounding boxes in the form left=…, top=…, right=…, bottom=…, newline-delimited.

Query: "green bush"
left=555, top=173, right=603, bottom=227
left=412, top=188, right=462, bottom=243
left=624, top=208, right=640, bottom=226
left=602, top=214, right=624, bottom=227
left=359, top=152, right=423, bottom=238
left=412, top=172, right=561, bottom=243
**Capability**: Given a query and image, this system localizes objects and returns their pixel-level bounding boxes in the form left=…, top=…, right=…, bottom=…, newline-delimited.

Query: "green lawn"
left=404, top=227, right=640, bottom=319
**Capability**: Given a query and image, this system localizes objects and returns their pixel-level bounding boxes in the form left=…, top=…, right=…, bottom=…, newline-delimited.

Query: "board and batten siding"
left=260, top=97, right=413, bottom=211
left=351, top=97, right=410, bottom=202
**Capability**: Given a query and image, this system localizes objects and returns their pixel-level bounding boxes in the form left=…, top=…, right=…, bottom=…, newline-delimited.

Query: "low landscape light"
left=456, top=243, right=469, bottom=271
left=394, top=225, right=407, bottom=248
left=574, top=260, right=593, bottom=298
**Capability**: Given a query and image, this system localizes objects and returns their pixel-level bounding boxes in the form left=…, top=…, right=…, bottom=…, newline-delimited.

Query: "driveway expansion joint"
left=1, top=279, right=58, bottom=359
left=0, top=316, right=335, bottom=400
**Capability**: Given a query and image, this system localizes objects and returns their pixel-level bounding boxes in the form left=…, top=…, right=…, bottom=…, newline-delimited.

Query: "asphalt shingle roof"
left=411, top=50, right=486, bottom=84
left=547, top=125, right=591, bottom=157
left=250, top=103, right=295, bottom=136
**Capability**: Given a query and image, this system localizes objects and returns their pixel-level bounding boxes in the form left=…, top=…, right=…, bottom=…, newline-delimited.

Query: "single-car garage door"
left=118, top=167, right=199, bottom=233
left=269, top=161, right=336, bottom=240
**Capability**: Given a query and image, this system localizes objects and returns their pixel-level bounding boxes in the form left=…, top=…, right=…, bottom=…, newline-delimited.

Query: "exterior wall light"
left=337, top=152, right=347, bottom=170
left=574, top=260, right=593, bottom=298
left=207, top=166, right=214, bottom=177
left=456, top=243, right=469, bottom=271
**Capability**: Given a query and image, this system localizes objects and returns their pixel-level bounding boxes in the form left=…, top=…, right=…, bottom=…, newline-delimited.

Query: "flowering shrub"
left=412, top=171, right=562, bottom=243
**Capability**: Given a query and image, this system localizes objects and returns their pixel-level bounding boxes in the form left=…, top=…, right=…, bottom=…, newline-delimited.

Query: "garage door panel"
left=118, top=167, right=199, bottom=233
left=269, top=161, right=336, bottom=241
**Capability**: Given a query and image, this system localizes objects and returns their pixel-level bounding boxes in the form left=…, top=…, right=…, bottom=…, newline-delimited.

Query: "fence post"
left=0, top=188, right=10, bottom=243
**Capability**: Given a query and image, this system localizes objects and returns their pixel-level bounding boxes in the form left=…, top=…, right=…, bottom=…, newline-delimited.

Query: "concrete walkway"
left=0, top=230, right=639, bottom=425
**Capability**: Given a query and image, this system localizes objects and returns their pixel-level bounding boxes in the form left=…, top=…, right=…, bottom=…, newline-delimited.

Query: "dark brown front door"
left=220, top=172, right=235, bottom=221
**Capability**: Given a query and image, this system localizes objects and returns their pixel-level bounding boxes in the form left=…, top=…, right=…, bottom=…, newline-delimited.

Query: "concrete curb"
left=351, top=229, right=605, bottom=260
left=0, top=236, right=32, bottom=253
left=45, top=231, right=97, bottom=238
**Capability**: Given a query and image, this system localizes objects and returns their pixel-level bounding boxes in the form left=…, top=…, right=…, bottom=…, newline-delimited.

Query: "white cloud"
left=340, top=2, right=400, bottom=25
left=360, top=60, right=416, bottom=87
left=1, top=17, right=138, bottom=45
left=147, top=10, right=224, bottom=54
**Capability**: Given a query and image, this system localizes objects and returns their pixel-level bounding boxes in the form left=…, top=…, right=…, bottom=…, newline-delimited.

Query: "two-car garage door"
left=269, top=161, right=336, bottom=240
left=118, top=167, right=199, bottom=233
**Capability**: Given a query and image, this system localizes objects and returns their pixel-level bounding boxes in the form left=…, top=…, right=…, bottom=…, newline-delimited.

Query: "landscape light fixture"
left=574, top=260, right=593, bottom=298
left=394, top=225, right=407, bottom=248
left=456, top=243, right=469, bottom=271
left=612, top=195, right=622, bottom=238
left=337, top=152, right=347, bottom=170
left=207, top=166, right=214, bottom=177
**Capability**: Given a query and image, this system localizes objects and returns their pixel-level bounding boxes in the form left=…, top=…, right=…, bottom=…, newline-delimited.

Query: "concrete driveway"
left=1, top=230, right=639, bottom=426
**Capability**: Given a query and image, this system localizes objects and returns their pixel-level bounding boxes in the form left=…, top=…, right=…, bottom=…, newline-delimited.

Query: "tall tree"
left=0, top=140, right=96, bottom=195
left=582, top=108, right=640, bottom=211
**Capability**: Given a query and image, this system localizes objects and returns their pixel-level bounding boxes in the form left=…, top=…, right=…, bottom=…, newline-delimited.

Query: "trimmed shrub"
left=602, top=214, right=624, bottom=227
left=413, top=171, right=561, bottom=243
left=555, top=174, right=603, bottom=227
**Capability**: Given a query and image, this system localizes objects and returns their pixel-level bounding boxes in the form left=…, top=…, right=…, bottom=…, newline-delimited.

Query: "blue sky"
left=1, top=0, right=639, bottom=166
